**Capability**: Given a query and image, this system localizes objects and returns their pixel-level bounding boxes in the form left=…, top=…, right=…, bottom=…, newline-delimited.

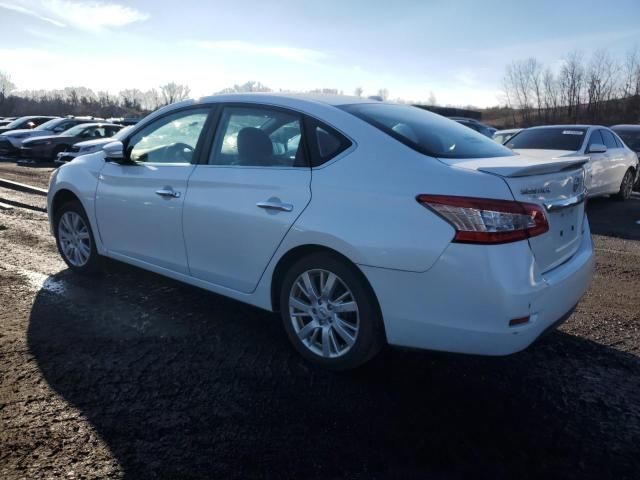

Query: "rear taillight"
left=416, top=195, right=548, bottom=244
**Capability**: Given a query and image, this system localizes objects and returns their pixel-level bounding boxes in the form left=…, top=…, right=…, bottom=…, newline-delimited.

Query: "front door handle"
left=155, top=188, right=181, bottom=198
left=256, top=200, right=293, bottom=212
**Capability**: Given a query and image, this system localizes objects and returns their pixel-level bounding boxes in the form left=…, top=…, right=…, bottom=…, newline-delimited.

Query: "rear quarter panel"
left=280, top=119, right=517, bottom=273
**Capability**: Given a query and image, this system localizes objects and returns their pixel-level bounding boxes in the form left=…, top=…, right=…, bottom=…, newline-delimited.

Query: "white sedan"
left=505, top=125, right=639, bottom=201
left=47, top=94, right=594, bottom=369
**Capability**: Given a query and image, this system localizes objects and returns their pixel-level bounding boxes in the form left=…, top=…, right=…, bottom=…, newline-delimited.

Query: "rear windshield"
left=613, top=129, right=640, bottom=151
left=340, top=103, right=513, bottom=159
left=506, top=128, right=587, bottom=151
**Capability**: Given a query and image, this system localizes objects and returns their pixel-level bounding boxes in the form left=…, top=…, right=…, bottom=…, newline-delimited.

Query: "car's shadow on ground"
left=27, top=263, right=640, bottom=479
left=587, top=194, right=640, bottom=241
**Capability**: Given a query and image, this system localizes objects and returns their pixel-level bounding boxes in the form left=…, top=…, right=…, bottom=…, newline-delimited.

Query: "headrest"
left=237, top=127, right=272, bottom=165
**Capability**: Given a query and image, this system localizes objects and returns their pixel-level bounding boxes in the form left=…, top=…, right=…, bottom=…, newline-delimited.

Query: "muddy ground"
left=1, top=163, right=639, bottom=479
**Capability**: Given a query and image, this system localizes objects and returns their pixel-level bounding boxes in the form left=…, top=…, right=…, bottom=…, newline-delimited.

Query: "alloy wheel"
left=288, top=269, right=360, bottom=359
left=58, top=211, right=91, bottom=267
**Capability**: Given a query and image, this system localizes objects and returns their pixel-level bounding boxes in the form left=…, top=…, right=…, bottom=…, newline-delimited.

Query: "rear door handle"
left=256, top=200, right=293, bottom=212
left=155, top=188, right=181, bottom=198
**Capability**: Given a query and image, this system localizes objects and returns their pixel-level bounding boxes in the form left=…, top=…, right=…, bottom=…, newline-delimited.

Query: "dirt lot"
left=1, top=163, right=639, bottom=479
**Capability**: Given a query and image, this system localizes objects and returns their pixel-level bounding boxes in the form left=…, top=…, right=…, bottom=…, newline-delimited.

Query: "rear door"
left=585, top=129, right=609, bottom=195
left=600, top=129, right=625, bottom=193
left=182, top=104, right=312, bottom=293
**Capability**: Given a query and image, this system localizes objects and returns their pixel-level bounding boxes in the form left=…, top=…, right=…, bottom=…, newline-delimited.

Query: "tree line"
left=501, top=48, right=640, bottom=127
left=0, top=73, right=193, bottom=118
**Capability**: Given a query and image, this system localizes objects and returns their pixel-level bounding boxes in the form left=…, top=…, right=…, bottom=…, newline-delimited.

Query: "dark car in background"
left=449, top=116, right=496, bottom=137
left=20, top=123, right=123, bottom=162
left=612, top=125, right=640, bottom=189
left=0, top=116, right=102, bottom=157
left=0, top=116, right=57, bottom=134
left=56, top=125, right=133, bottom=163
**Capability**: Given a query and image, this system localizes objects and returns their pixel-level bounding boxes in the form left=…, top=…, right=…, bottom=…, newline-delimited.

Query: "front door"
left=95, top=107, right=211, bottom=274
left=182, top=104, right=312, bottom=293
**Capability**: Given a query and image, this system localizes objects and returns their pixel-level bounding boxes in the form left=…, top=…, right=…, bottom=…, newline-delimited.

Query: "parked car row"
left=0, top=114, right=139, bottom=162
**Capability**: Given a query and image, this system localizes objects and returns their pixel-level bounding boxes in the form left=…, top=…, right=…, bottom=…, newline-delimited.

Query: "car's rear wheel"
left=279, top=252, right=384, bottom=370
left=54, top=200, right=102, bottom=274
left=614, top=169, right=634, bottom=201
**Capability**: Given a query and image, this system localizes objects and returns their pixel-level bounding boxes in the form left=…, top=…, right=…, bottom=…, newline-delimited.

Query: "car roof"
left=495, top=128, right=522, bottom=134
left=611, top=124, right=640, bottom=130
left=68, top=122, right=121, bottom=129
left=527, top=124, right=606, bottom=130
left=195, top=92, right=375, bottom=107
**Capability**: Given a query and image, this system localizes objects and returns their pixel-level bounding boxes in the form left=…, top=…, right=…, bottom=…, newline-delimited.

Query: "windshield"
left=61, top=124, right=90, bottom=136
left=340, top=103, right=513, bottom=159
left=614, top=129, right=640, bottom=152
left=506, top=128, right=587, bottom=151
left=5, top=117, right=34, bottom=129
left=35, top=119, right=63, bottom=131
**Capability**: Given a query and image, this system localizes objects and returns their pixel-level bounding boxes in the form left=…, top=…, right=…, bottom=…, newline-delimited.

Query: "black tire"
left=279, top=252, right=385, bottom=370
left=613, top=169, right=634, bottom=201
left=53, top=200, right=103, bottom=274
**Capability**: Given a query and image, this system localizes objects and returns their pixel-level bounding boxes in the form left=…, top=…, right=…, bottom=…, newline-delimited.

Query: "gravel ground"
left=0, top=166, right=639, bottom=479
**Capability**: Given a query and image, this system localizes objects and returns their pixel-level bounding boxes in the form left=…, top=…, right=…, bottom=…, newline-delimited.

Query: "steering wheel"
left=167, top=142, right=195, bottom=162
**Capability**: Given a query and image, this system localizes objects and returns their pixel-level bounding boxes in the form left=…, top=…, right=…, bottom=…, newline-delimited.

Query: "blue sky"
left=1, top=0, right=639, bottom=106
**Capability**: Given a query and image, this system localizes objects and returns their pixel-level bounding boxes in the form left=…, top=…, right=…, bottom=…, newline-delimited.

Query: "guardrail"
left=0, top=178, right=48, bottom=196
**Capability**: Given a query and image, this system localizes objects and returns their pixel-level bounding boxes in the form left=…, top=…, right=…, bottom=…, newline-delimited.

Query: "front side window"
left=128, top=109, right=209, bottom=164
left=587, top=130, right=604, bottom=149
left=341, top=103, right=512, bottom=159
left=600, top=130, right=618, bottom=149
left=506, top=127, right=587, bottom=151
left=209, top=106, right=306, bottom=167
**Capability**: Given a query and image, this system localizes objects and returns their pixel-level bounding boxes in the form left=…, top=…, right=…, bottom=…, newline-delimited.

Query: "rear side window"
left=614, top=129, right=640, bottom=151
left=600, top=130, right=617, bottom=149
left=506, top=128, right=587, bottom=151
left=340, top=103, right=512, bottom=159
left=304, top=118, right=351, bottom=166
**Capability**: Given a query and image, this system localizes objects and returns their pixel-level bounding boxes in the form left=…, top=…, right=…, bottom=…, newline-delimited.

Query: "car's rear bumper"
left=360, top=218, right=594, bottom=355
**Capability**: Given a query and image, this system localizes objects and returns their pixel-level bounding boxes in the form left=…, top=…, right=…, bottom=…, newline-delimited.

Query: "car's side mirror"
left=588, top=143, right=607, bottom=154
left=103, top=141, right=128, bottom=163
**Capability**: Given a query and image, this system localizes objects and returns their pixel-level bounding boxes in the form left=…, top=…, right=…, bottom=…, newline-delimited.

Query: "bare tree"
left=542, top=68, right=560, bottom=122
left=119, top=89, right=143, bottom=110
left=585, top=49, right=618, bottom=120
left=141, top=89, right=161, bottom=111
left=621, top=47, right=640, bottom=98
left=354, top=86, right=363, bottom=97
left=0, top=71, right=16, bottom=104
left=559, top=51, right=585, bottom=122
left=427, top=91, right=437, bottom=106
left=218, top=81, right=271, bottom=94
left=160, top=82, right=191, bottom=105
left=377, top=88, right=389, bottom=101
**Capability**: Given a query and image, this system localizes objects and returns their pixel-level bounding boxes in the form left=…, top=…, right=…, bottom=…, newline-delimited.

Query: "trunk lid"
left=439, top=153, right=588, bottom=273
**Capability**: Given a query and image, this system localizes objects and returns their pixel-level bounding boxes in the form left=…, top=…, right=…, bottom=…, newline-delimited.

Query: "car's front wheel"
left=54, top=200, right=102, bottom=274
left=614, top=169, right=634, bottom=201
left=279, top=252, right=385, bottom=370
